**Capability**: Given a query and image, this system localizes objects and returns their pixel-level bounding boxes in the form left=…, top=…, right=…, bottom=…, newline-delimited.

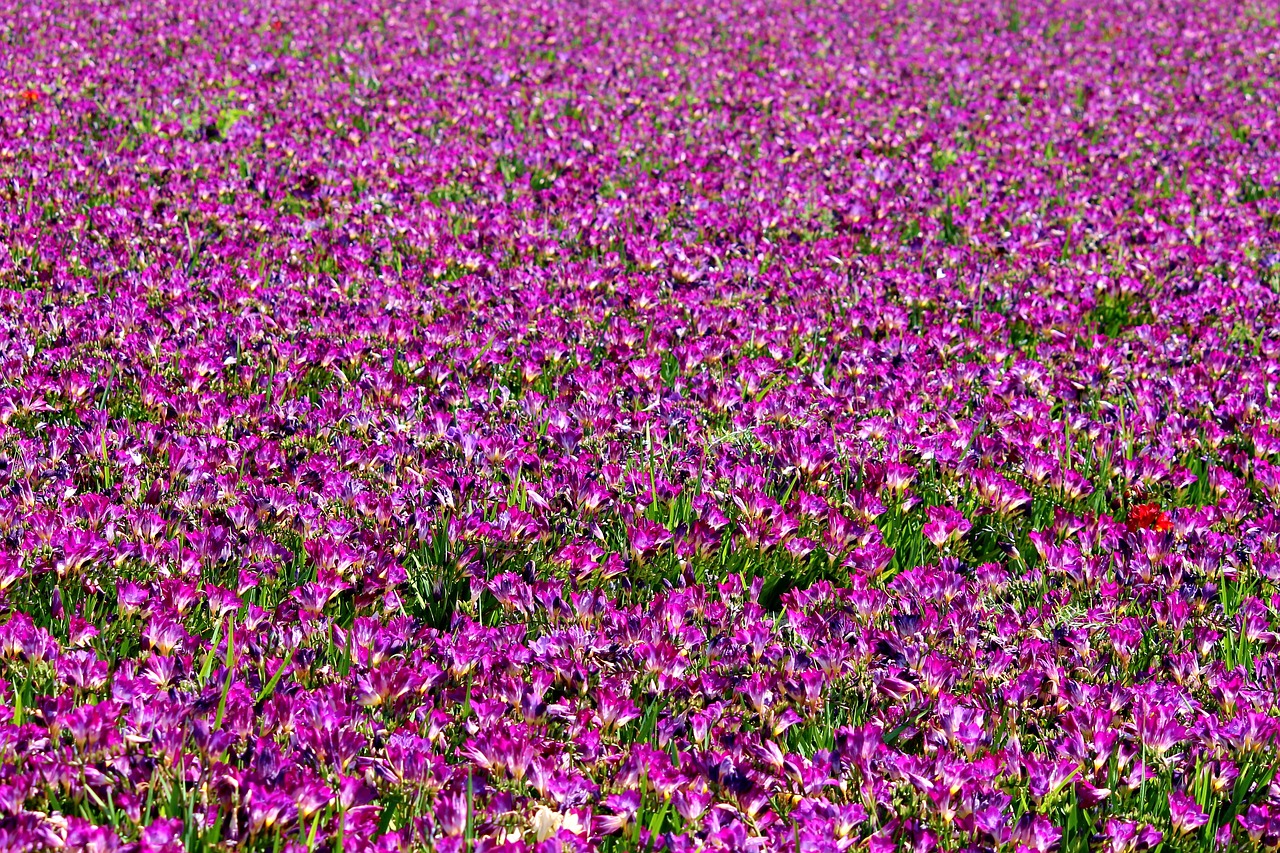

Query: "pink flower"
left=1169, top=790, right=1209, bottom=835
left=922, top=506, right=971, bottom=548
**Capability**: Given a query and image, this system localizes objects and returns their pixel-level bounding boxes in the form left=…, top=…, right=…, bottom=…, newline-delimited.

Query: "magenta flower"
left=0, top=0, right=1275, bottom=849
left=1168, top=790, right=1209, bottom=836
left=627, top=518, right=672, bottom=563
left=922, top=506, right=971, bottom=548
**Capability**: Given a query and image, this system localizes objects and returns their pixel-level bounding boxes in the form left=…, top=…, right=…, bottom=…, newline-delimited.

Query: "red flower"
left=1127, top=502, right=1172, bottom=533
left=19, top=89, right=41, bottom=104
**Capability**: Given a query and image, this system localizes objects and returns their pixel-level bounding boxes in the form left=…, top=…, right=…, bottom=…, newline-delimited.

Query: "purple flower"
left=0, top=0, right=1276, bottom=849
left=1169, top=790, right=1209, bottom=836
left=922, top=506, right=971, bottom=549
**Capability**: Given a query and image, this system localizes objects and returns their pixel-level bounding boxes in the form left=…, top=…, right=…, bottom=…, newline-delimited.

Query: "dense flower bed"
left=2, top=0, right=1280, bottom=850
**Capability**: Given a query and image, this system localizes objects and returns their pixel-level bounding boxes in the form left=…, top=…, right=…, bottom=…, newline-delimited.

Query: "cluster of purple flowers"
left=2, top=0, right=1280, bottom=850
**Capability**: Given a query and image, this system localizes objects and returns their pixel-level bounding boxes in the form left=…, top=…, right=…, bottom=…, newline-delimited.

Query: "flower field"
left=2, top=0, right=1280, bottom=850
